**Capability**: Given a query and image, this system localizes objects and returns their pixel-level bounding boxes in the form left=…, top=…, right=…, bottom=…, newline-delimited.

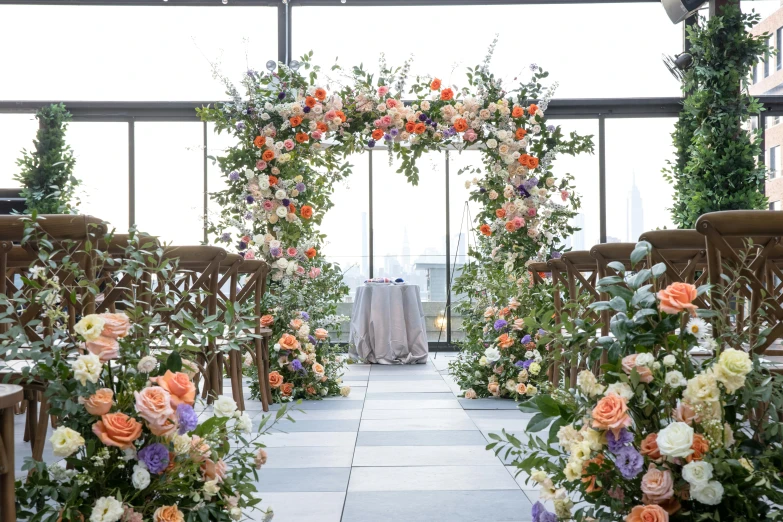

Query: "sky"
left=0, top=1, right=779, bottom=266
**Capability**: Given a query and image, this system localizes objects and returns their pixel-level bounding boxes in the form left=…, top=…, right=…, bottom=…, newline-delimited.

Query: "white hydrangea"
left=71, top=353, right=102, bottom=386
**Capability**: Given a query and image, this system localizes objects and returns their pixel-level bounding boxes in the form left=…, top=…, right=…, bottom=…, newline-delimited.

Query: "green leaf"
left=607, top=261, right=626, bottom=274
left=166, top=350, right=182, bottom=373
left=608, top=296, right=627, bottom=313
left=536, top=395, right=560, bottom=417
left=526, top=412, right=553, bottom=433
left=630, top=245, right=650, bottom=266
left=651, top=262, right=667, bottom=277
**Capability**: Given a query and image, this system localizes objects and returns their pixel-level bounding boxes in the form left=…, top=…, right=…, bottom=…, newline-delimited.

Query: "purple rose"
left=138, top=443, right=170, bottom=474
left=522, top=359, right=534, bottom=370
left=607, top=428, right=633, bottom=453
left=493, top=319, right=507, bottom=331
left=521, top=334, right=532, bottom=345
left=614, top=446, right=644, bottom=479
left=176, top=403, right=198, bottom=435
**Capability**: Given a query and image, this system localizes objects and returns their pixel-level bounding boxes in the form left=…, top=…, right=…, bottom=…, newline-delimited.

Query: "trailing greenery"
left=665, top=4, right=769, bottom=228
left=14, top=103, right=79, bottom=214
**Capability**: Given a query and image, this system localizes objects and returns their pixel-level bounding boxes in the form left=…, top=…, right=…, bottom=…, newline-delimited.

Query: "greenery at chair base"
left=665, top=3, right=769, bottom=228
left=14, top=103, right=79, bottom=214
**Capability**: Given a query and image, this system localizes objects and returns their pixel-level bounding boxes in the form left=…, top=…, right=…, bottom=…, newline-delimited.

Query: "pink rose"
left=374, top=119, right=382, bottom=128
left=381, top=115, right=392, bottom=127
left=309, top=267, right=321, bottom=279
left=621, top=354, right=654, bottom=383
left=244, top=251, right=255, bottom=260
left=561, top=190, right=569, bottom=201
left=295, top=266, right=306, bottom=276
left=85, top=336, right=120, bottom=362
left=134, top=386, right=174, bottom=428
left=674, top=401, right=698, bottom=425
left=315, top=328, right=328, bottom=340
left=641, top=464, right=674, bottom=504
left=100, top=313, right=130, bottom=338
left=463, top=128, right=478, bottom=142
left=283, top=140, right=295, bottom=151
left=386, top=98, right=399, bottom=109
left=263, top=200, right=275, bottom=212
left=513, top=217, right=525, bottom=229
left=325, top=110, right=337, bottom=120
left=527, top=208, right=537, bottom=217
left=256, top=160, right=267, bottom=170
left=377, top=86, right=389, bottom=96
left=464, top=389, right=477, bottom=399
left=287, top=247, right=298, bottom=257
left=311, top=130, right=322, bottom=140
left=512, top=318, right=525, bottom=330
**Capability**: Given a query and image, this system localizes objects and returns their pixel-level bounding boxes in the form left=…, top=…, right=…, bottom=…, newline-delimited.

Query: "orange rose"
left=260, top=315, right=275, bottom=327
left=515, top=128, right=527, bottom=140
left=413, top=122, right=426, bottom=134
left=335, top=110, right=346, bottom=122
left=674, top=401, right=698, bottom=425
left=511, top=106, right=524, bottom=118
left=200, top=458, right=227, bottom=482
left=495, top=209, right=506, bottom=219
left=253, top=136, right=264, bottom=148
left=479, top=224, right=492, bottom=236
left=440, top=88, right=454, bottom=101
left=453, top=118, right=468, bottom=132
left=262, top=149, right=276, bottom=162
left=153, top=506, right=185, bottom=522
left=290, top=318, right=303, bottom=330
left=305, top=96, right=317, bottom=108
left=268, top=175, right=278, bottom=186
left=371, top=128, right=384, bottom=140
left=100, top=313, right=130, bottom=338
left=85, top=336, right=119, bottom=362
left=316, top=121, right=328, bottom=133
left=300, top=205, right=314, bottom=219
left=289, top=116, right=303, bottom=127
left=518, top=153, right=531, bottom=166
left=582, top=453, right=605, bottom=493
left=657, top=498, right=681, bottom=516
left=528, top=156, right=539, bottom=169
left=496, top=333, right=514, bottom=349
left=640, top=433, right=661, bottom=460
left=306, top=386, right=316, bottom=395
left=312, top=362, right=325, bottom=375
left=305, top=247, right=317, bottom=259
left=92, top=412, right=142, bottom=449
left=149, top=371, right=196, bottom=407
left=314, top=88, right=327, bottom=101
left=657, top=282, right=698, bottom=316
left=405, top=121, right=416, bottom=133
left=278, top=333, right=300, bottom=351
left=591, top=393, right=632, bottom=435
left=289, top=203, right=296, bottom=214
left=528, top=103, right=539, bottom=115
left=505, top=221, right=516, bottom=232
left=686, top=434, right=709, bottom=462
left=83, top=388, right=114, bottom=416
left=487, top=382, right=500, bottom=396
left=314, top=328, right=328, bottom=340
left=430, top=78, right=441, bottom=90
left=269, top=371, right=283, bottom=388
left=626, top=504, right=668, bottom=522
left=281, top=382, right=294, bottom=396
left=295, top=132, right=309, bottom=143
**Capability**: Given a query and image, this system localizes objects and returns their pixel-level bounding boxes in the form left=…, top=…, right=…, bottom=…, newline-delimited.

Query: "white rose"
left=664, top=370, right=687, bottom=388
left=137, top=355, right=157, bottom=374
left=74, top=314, right=106, bottom=342
left=172, top=434, right=192, bottom=455
left=487, top=138, right=498, bottom=149
left=484, top=347, right=501, bottom=362
left=479, top=356, right=488, bottom=367
left=230, top=507, right=242, bottom=521
left=682, top=460, right=713, bottom=488
left=275, top=258, right=289, bottom=270
left=635, top=353, right=655, bottom=367
left=421, top=100, right=431, bottom=110
left=577, top=370, right=606, bottom=397
left=340, top=386, right=351, bottom=397
left=683, top=371, right=721, bottom=404
left=275, top=189, right=287, bottom=200
left=213, top=396, right=238, bottom=418
left=663, top=355, right=676, bottom=367
left=656, top=421, right=694, bottom=458
left=257, top=177, right=270, bottom=190
left=275, top=206, right=288, bottom=218
left=715, top=348, right=752, bottom=393
left=71, top=353, right=102, bottom=386
left=691, top=480, right=724, bottom=505
left=90, top=497, right=124, bottom=522
left=50, top=426, right=85, bottom=457
left=298, top=324, right=310, bottom=337
left=605, top=382, right=633, bottom=401
left=232, top=411, right=253, bottom=434
left=131, top=463, right=151, bottom=490
left=203, top=479, right=221, bottom=498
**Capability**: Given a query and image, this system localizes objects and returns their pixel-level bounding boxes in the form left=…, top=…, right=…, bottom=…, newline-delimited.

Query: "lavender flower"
left=532, top=502, right=556, bottom=522
left=235, top=121, right=245, bottom=131
left=291, top=359, right=305, bottom=373
left=522, top=359, right=534, bottom=370
left=614, top=446, right=644, bottom=479
left=384, top=134, right=392, bottom=141
left=308, top=335, right=317, bottom=344
left=300, top=312, right=310, bottom=320
left=514, top=360, right=526, bottom=368
left=390, top=128, right=399, bottom=137
left=270, top=247, right=282, bottom=257
left=547, top=124, right=555, bottom=132
left=524, top=177, right=539, bottom=189
left=538, top=329, right=546, bottom=336
left=551, top=251, right=562, bottom=259
left=518, top=186, right=531, bottom=198
left=278, top=91, right=286, bottom=100
left=176, top=404, right=198, bottom=434
left=493, top=319, right=507, bottom=331
left=303, top=106, right=311, bottom=114
left=368, top=139, right=376, bottom=148
left=245, top=212, right=253, bottom=220
left=238, top=241, right=247, bottom=250
left=220, top=232, right=231, bottom=242
left=607, top=428, right=633, bottom=453
left=295, top=183, right=306, bottom=192
left=229, top=171, right=240, bottom=181
left=529, top=63, right=539, bottom=72
left=246, top=195, right=255, bottom=204
left=521, top=334, right=532, bottom=345
left=138, top=443, right=169, bottom=474
left=282, top=198, right=290, bottom=207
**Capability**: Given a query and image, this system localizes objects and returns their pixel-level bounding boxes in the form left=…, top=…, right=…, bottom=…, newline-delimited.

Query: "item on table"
left=364, top=277, right=392, bottom=284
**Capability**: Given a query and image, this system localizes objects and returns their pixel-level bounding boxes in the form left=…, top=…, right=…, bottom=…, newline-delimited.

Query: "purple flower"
left=522, top=359, right=534, bottom=369
left=278, top=91, right=286, bottom=100
left=295, top=183, right=306, bottom=192
left=524, top=177, right=539, bottom=189
left=547, top=124, right=555, bottom=132
left=532, top=502, right=556, bottom=522
left=235, top=121, right=245, bottom=131
left=538, top=329, right=546, bottom=336
left=607, top=428, right=633, bottom=453
left=176, top=404, right=198, bottom=434
left=138, top=443, right=169, bottom=474
left=303, top=106, right=311, bottom=114
left=614, top=446, right=644, bottom=479
left=551, top=251, right=562, bottom=259
left=493, top=319, right=507, bottom=331
left=246, top=195, right=255, bottom=204
left=529, top=63, right=538, bottom=71
left=518, top=185, right=531, bottom=198
left=514, top=360, right=526, bottom=368
left=282, top=198, right=290, bottom=207
left=245, top=212, right=253, bottom=220
left=390, top=128, right=399, bottom=137
left=246, top=69, right=256, bottom=77
left=521, top=334, right=532, bottom=344
left=291, top=359, right=305, bottom=373
left=418, top=113, right=427, bottom=121
left=308, top=335, right=317, bottom=344
left=479, top=187, right=486, bottom=193
left=220, top=232, right=231, bottom=242
left=384, top=134, right=392, bottom=141
left=238, top=241, right=247, bottom=250
left=368, top=139, right=376, bottom=148
left=300, top=312, right=309, bottom=320
left=270, top=247, right=282, bottom=257
left=229, top=171, right=240, bottom=181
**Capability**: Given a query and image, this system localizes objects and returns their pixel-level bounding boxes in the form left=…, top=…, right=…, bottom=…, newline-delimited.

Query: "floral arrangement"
left=494, top=242, right=783, bottom=522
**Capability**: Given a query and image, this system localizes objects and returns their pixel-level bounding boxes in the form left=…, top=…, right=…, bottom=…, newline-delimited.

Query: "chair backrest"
left=639, top=229, right=709, bottom=305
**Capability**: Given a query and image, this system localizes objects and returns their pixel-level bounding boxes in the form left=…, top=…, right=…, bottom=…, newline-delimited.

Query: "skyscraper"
left=627, top=173, right=644, bottom=242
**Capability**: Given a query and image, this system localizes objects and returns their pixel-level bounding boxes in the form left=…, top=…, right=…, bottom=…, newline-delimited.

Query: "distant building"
left=627, top=173, right=644, bottom=241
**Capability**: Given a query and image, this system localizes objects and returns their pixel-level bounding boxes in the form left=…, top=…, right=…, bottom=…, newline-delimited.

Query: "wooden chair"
left=559, top=250, right=600, bottom=387
left=639, top=229, right=709, bottom=305
left=0, top=383, right=23, bottom=522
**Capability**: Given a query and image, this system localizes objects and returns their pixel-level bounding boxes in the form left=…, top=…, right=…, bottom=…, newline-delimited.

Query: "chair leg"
left=32, top=394, right=49, bottom=462
left=262, top=338, right=273, bottom=406
left=0, top=406, right=16, bottom=522
left=255, top=340, right=269, bottom=413
left=25, top=396, right=38, bottom=448
left=229, top=350, right=245, bottom=411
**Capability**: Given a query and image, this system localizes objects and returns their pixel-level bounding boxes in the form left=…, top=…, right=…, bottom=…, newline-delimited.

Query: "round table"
left=348, top=284, right=429, bottom=365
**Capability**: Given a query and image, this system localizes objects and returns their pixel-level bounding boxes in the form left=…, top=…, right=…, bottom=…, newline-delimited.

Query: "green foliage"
left=665, top=4, right=769, bottom=228
left=14, top=103, right=79, bottom=214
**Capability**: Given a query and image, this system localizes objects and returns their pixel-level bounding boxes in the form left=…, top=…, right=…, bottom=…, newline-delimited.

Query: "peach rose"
left=641, top=464, right=674, bottom=504
left=673, top=401, right=697, bottom=425
left=134, top=386, right=174, bottom=427
left=100, top=312, right=130, bottom=338
left=622, top=354, right=654, bottom=384
left=281, top=382, right=294, bottom=396
left=640, top=433, right=661, bottom=460
left=92, top=412, right=142, bottom=449
left=626, top=504, right=669, bottom=522
left=260, top=315, right=274, bottom=327
left=85, top=336, right=119, bottom=362
left=149, top=371, right=196, bottom=408
left=312, top=363, right=325, bottom=376
left=269, top=371, right=283, bottom=388
left=488, top=382, right=500, bottom=396
left=496, top=333, right=514, bottom=349
left=190, top=435, right=211, bottom=462
left=686, top=433, right=709, bottom=462
left=592, top=393, right=632, bottom=435
left=515, top=383, right=527, bottom=395
left=290, top=318, right=303, bottom=330
left=83, top=388, right=114, bottom=416
left=464, top=389, right=477, bottom=399
left=657, top=282, right=698, bottom=316
left=279, top=333, right=300, bottom=351
left=201, top=458, right=227, bottom=482
left=254, top=448, right=268, bottom=469
left=314, top=328, right=328, bottom=340
left=153, top=506, right=185, bottom=522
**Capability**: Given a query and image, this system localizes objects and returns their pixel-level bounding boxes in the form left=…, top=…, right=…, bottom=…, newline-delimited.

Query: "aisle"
left=257, top=355, right=536, bottom=522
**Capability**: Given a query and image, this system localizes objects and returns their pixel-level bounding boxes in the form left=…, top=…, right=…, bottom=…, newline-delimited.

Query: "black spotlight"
left=661, top=0, right=708, bottom=24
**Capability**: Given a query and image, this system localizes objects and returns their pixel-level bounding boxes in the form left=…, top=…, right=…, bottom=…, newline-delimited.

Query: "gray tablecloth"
left=348, top=285, right=429, bottom=365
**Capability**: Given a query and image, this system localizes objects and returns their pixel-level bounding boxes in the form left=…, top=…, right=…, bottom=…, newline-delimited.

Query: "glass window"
left=770, top=145, right=779, bottom=179
left=134, top=122, right=204, bottom=244
left=605, top=118, right=678, bottom=243
left=206, top=123, right=235, bottom=245
left=69, top=123, right=129, bottom=231
left=293, top=3, right=681, bottom=98
left=0, top=114, right=38, bottom=188
left=770, top=201, right=781, bottom=211
left=0, top=5, right=277, bottom=101
left=777, top=27, right=782, bottom=70
left=766, top=36, right=772, bottom=77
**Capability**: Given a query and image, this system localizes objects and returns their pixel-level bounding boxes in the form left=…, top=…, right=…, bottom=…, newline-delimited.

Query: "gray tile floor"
left=12, top=354, right=537, bottom=522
